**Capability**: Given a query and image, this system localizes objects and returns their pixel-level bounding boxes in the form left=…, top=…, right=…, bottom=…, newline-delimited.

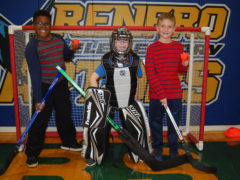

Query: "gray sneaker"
left=86, top=158, right=96, bottom=167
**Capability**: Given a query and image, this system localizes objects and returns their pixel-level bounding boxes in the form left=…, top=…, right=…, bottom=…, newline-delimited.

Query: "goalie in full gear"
left=82, top=27, right=152, bottom=166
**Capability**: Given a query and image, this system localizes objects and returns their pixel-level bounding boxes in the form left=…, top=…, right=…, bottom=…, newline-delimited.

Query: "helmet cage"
left=111, top=27, right=133, bottom=63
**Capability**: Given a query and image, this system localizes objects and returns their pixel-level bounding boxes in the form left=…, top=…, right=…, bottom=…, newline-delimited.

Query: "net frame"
left=8, top=25, right=210, bottom=151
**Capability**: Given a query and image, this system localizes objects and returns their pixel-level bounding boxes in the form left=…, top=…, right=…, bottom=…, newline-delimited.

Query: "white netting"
left=11, top=27, right=206, bottom=137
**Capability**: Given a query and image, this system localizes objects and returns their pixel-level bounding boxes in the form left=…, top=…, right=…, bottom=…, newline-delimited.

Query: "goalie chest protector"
left=102, top=53, right=139, bottom=108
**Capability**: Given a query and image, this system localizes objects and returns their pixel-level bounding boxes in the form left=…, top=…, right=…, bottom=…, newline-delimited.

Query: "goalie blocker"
left=83, top=87, right=111, bottom=128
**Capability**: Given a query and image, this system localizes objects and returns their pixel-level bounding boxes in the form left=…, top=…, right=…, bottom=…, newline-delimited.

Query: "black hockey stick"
left=0, top=72, right=61, bottom=176
left=56, top=66, right=192, bottom=171
left=164, top=105, right=217, bottom=174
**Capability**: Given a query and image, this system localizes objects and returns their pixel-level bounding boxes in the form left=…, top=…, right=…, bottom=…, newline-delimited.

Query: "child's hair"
left=157, top=13, right=176, bottom=26
left=33, top=10, right=51, bottom=22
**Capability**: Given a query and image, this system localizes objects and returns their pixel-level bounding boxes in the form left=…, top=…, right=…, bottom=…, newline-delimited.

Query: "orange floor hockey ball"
left=180, top=52, right=189, bottom=61
left=71, top=39, right=79, bottom=47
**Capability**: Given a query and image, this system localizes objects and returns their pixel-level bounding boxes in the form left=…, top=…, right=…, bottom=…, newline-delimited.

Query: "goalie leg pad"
left=135, top=100, right=152, bottom=153
left=83, top=87, right=111, bottom=128
left=121, top=100, right=152, bottom=162
left=82, top=125, right=111, bottom=165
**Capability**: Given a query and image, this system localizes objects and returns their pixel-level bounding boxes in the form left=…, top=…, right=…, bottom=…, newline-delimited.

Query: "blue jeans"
left=149, top=98, right=182, bottom=155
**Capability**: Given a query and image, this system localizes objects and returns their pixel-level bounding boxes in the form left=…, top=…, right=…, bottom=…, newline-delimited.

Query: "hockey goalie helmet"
left=111, top=27, right=133, bottom=63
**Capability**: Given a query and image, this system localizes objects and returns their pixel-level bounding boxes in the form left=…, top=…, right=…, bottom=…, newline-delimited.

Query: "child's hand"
left=70, top=39, right=80, bottom=51
left=160, top=98, right=168, bottom=108
left=182, top=60, right=189, bottom=66
left=35, top=103, right=45, bottom=112
left=180, top=52, right=189, bottom=66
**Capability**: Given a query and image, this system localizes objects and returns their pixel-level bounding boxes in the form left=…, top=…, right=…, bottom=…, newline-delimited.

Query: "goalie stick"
left=56, top=65, right=216, bottom=173
left=0, top=72, right=61, bottom=176
left=164, top=105, right=217, bottom=173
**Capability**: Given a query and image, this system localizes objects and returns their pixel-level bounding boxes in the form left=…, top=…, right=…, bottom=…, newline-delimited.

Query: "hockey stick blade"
left=181, top=141, right=217, bottom=173
left=165, top=106, right=217, bottom=174
left=0, top=146, right=18, bottom=175
left=118, top=127, right=189, bottom=171
left=188, top=155, right=217, bottom=174
left=0, top=73, right=61, bottom=176
left=56, top=66, right=192, bottom=171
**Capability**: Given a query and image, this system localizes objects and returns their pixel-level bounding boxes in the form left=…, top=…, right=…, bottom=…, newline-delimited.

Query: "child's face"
left=156, top=19, right=175, bottom=42
left=114, top=38, right=129, bottom=53
left=34, top=16, right=51, bottom=41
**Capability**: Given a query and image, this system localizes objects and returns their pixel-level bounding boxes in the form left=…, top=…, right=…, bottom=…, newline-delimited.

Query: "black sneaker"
left=60, top=142, right=82, bottom=152
left=26, top=156, right=38, bottom=168
left=86, top=158, right=96, bottom=167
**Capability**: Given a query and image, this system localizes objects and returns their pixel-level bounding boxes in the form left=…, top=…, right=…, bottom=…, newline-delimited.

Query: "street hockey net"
left=8, top=25, right=210, bottom=151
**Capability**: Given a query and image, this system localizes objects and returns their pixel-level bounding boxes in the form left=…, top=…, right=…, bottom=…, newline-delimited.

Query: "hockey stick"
left=56, top=65, right=193, bottom=171
left=0, top=72, right=61, bottom=176
left=164, top=105, right=217, bottom=173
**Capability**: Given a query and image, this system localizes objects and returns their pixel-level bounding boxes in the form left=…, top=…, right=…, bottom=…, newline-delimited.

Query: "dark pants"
left=149, top=98, right=182, bottom=154
left=25, top=79, right=77, bottom=157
